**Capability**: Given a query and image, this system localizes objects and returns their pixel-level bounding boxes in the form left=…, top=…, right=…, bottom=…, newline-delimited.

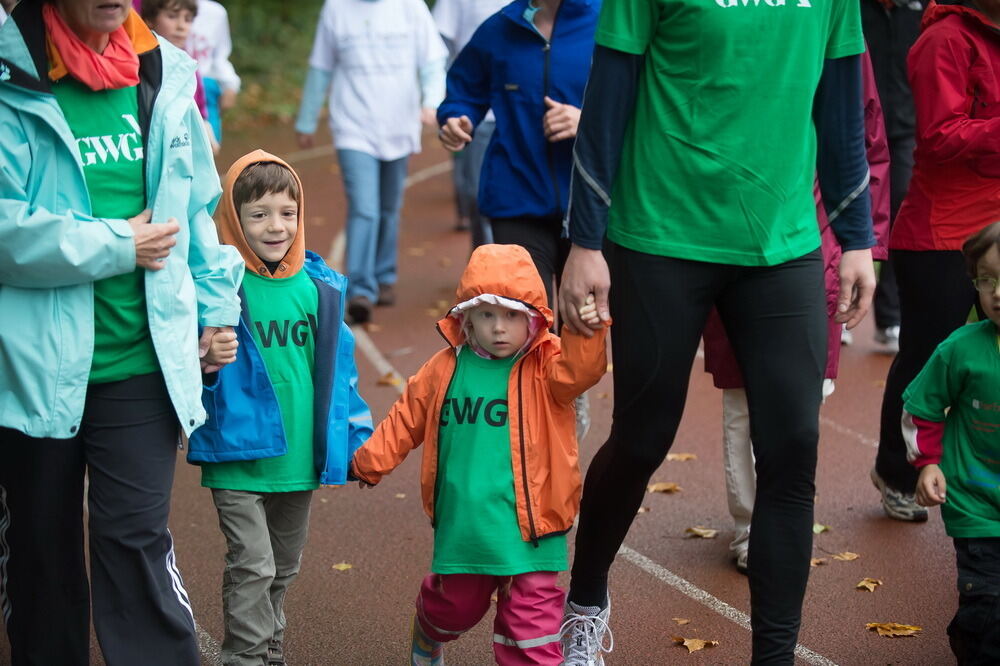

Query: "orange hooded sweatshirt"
left=216, top=149, right=306, bottom=277
left=352, top=244, right=609, bottom=542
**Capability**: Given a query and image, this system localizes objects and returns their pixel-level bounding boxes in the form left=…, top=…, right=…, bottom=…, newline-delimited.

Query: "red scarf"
left=42, top=3, right=140, bottom=91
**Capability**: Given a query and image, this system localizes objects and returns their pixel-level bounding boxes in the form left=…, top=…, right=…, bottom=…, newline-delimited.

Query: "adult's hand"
left=296, top=132, right=316, bottom=149
left=129, top=210, right=179, bottom=271
left=835, top=248, right=876, bottom=330
left=559, top=244, right=611, bottom=337
left=543, top=96, right=581, bottom=142
left=439, top=116, right=473, bottom=151
left=420, top=107, right=438, bottom=130
left=199, top=326, right=237, bottom=373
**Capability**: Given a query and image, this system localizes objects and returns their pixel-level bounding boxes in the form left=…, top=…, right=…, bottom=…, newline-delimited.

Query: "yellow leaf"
left=406, top=247, right=426, bottom=256
left=636, top=506, right=651, bottom=515
left=331, top=562, right=353, bottom=571
left=439, top=257, right=453, bottom=268
left=671, top=637, right=719, bottom=653
left=866, top=622, right=921, bottom=638
left=672, top=618, right=691, bottom=626
left=813, top=523, right=831, bottom=534
left=606, top=363, right=614, bottom=372
left=684, top=526, right=718, bottom=539
left=873, top=379, right=887, bottom=388
left=856, top=578, right=883, bottom=592
left=319, top=497, right=329, bottom=503
left=435, top=300, right=451, bottom=310
left=833, top=552, right=860, bottom=561
left=667, top=453, right=698, bottom=462
left=810, top=558, right=828, bottom=567
left=394, top=493, right=406, bottom=499
left=364, top=323, right=383, bottom=333
left=598, top=392, right=610, bottom=400
left=648, top=482, right=682, bottom=494
left=376, top=372, right=402, bottom=387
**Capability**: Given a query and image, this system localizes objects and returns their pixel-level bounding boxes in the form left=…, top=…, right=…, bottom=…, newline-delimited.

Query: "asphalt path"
left=1, top=125, right=957, bottom=665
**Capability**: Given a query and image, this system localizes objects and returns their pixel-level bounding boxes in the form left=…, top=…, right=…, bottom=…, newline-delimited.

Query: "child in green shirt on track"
left=189, top=150, right=372, bottom=666
left=904, top=221, right=1000, bottom=665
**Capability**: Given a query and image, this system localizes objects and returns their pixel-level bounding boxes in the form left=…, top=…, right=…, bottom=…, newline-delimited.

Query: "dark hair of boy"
left=962, top=221, right=1000, bottom=278
left=232, top=162, right=301, bottom=213
left=140, top=0, right=198, bottom=23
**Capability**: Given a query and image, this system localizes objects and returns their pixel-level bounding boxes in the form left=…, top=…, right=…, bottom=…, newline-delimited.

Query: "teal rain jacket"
left=0, top=3, right=244, bottom=439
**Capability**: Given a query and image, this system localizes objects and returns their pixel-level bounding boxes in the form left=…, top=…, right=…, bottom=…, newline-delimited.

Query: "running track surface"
left=1, top=125, right=956, bottom=666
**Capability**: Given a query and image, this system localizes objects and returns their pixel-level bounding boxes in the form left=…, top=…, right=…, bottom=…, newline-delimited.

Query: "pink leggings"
left=415, top=571, right=564, bottom=665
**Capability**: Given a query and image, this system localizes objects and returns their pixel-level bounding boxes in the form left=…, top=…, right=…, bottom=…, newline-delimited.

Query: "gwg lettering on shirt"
left=254, top=314, right=319, bottom=348
left=715, top=0, right=812, bottom=7
left=77, top=113, right=143, bottom=166
left=440, top=397, right=509, bottom=427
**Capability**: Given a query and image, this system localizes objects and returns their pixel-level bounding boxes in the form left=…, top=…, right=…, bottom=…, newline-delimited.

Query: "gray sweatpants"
left=211, top=489, right=313, bottom=666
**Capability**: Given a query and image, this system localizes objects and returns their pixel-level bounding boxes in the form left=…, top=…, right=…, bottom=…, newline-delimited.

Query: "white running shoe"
left=873, top=325, right=901, bottom=354
left=560, top=598, right=613, bottom=666
left=840, top=324, right=853, bottom=346
left=575, top=392, right=592, bottom=442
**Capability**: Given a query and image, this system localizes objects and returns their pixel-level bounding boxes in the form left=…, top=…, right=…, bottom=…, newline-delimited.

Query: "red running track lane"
left=1, top=125, right=955, bottom=665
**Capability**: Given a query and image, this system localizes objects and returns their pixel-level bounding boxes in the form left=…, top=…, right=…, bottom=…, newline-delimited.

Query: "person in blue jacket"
left=0, top=1, right=243, bottom=664
left=437, top=0, right=600, bottom=312
left=190, top=150, right=373, bottom=666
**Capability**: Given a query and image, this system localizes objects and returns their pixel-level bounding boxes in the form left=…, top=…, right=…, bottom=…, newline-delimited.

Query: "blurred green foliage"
left=224, top=0, right=325, bottom=130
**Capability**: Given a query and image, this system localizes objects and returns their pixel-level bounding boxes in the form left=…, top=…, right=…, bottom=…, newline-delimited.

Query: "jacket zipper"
left=541, top=8, right=564, bottom=215
left=516, top=362, right=539, bottom=545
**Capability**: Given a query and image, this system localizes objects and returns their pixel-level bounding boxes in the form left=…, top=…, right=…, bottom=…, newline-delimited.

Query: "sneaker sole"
left=870, top=469, right=928, bottom=522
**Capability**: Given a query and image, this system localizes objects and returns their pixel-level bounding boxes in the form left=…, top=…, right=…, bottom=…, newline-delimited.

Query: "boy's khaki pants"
left=212, top=489, right=313, bottom=666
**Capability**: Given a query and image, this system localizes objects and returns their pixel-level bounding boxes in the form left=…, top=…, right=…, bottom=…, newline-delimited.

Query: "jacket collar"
left=500, top=0, right=597, bottom=34
left=923, top=0, right=1000, bottom=35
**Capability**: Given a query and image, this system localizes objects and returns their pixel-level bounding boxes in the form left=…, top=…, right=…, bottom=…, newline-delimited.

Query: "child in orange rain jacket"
left=351, top=244, right=608, bottom=666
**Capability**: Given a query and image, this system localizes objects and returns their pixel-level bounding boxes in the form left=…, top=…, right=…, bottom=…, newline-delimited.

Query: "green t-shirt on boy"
left=904, top=320, right=1000, bottom=538
left=597, top=0, right=864, bottom=266
left=201, top=270, right=320, bottom=492
left=432, top=347, right=567, bottom=575
left=53, top=77, right=159, bottom=383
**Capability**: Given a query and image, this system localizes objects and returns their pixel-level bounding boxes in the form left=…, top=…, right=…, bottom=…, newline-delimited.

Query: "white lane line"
left=197, top=623, right=222, bottom=665
left=819, top=416, right=878, bottom=449
left=283, top=143, right=336, bottom=164
left=619, top=546, right=839, bottom=666
left=325, top=159, right=454, bottom=271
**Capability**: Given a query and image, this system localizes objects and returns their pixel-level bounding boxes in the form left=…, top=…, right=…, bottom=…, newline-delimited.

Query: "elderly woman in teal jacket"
left=0, top=1, right=243, bottom=664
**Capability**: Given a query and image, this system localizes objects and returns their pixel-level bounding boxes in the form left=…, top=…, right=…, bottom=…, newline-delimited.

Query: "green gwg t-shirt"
left=432, top=347, right=568, bottom=575
left=201, top=270, right=320, bottom=492
left=904, top=320, right=1000, bottom=538
left=597, top=0, right=864, bottom=265
left=52, top=77, right=159, bottom=383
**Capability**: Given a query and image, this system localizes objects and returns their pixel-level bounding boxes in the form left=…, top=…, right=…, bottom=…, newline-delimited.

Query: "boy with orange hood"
left=190, top=150, right=373, bottom=666
left=351, top=244, right=609, bottom=665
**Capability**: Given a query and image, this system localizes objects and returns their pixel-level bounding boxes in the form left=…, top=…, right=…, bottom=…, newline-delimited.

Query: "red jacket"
left=891, top=0, right=1000, bottom=251
left=703, top=50, right=891, bottom=387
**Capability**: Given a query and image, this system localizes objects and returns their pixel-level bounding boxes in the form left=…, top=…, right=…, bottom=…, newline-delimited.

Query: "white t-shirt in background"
left=308, top=0, right=447, bottom=161
left=189, top=0, right=241, bottom=92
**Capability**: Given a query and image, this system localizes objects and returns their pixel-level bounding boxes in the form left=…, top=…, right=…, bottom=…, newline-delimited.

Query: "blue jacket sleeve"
left=813, top=55, right=876, bottom=253
left=566, top=46, right=644, bottom=250
left=295, top=66, right=333, bottom=135
left=342, top=322, right=374, bottom=464
left=435, top=30, right=491, bottom=129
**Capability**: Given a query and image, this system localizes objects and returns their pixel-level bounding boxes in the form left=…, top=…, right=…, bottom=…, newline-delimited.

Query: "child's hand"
left=439, top=116, right=473, bottom=152
left=577, top=293, right=602, bottom=327
left=916, top=464, right=947, bottom=506
left=349, top=460, right=375, bottom=489
left=201, top=328, right=238, bottom=372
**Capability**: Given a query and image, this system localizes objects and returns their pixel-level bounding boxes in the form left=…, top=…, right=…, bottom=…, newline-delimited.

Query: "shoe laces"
left=560, top=611, right=614, bottom=664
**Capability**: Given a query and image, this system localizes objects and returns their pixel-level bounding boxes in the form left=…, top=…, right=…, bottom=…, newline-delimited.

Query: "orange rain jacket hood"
left=216, top=150, right=306, bottom=278
left=352, top=244, right=609, bottom=542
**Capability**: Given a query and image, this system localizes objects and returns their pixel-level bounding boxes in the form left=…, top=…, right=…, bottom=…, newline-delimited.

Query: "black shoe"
left=347, top=297, right=372, bottom=324
left=377, top=284, right=397, bottom=307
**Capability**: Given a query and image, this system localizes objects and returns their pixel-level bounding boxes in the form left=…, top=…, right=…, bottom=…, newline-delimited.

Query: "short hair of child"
left=963, top=221, right=1000, bottom=277
left=140, top=0, right=198, bottom=23
left=232, top=162, right=301, bottom=213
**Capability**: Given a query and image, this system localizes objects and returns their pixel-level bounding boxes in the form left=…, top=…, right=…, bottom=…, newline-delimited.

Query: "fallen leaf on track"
left=667, top=453, right=697, bottom=462
left=331, top=562, right=353, bottom=572
left=672, top=618, right=691, bottom=626
left=363, top=323, right=382, bottom=333
left=856, top=578, right=883, bottom=592
left=833, top=552, right=860, bottom=561
left=439, top=257, right=453, bottom=267
left=684, top=526, right=718, bottom=539
left=395, top=493, right=406, bottom=499
left=606, top=363, right=613, bottom=372
left=376, top=372, right=402, bottom=387
left=672, top=637, right=719, bottom=653
left=810, top=558, right=827, bottom=567
left=407, top=247, right=426, bottom=256
left=598, top=392, right=610, bottom=400
left=636, top=506, right=651, bottom=514
left=813, top=523, right=831, bottom=534
left=648, top=482, right=682, bottom=494
left=866, top=622, right=921, bottom=637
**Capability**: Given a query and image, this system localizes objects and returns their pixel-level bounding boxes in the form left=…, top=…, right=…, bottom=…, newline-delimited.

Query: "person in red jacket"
left=872, top=0, right=1000, bottom=522
left=702, top=49, right=892, bottom=573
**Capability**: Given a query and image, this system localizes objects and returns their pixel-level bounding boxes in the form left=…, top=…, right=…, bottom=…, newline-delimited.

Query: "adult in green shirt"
left=0, top=2, right=243, bottom=664
left=555, top=1, right=878, bottom=663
